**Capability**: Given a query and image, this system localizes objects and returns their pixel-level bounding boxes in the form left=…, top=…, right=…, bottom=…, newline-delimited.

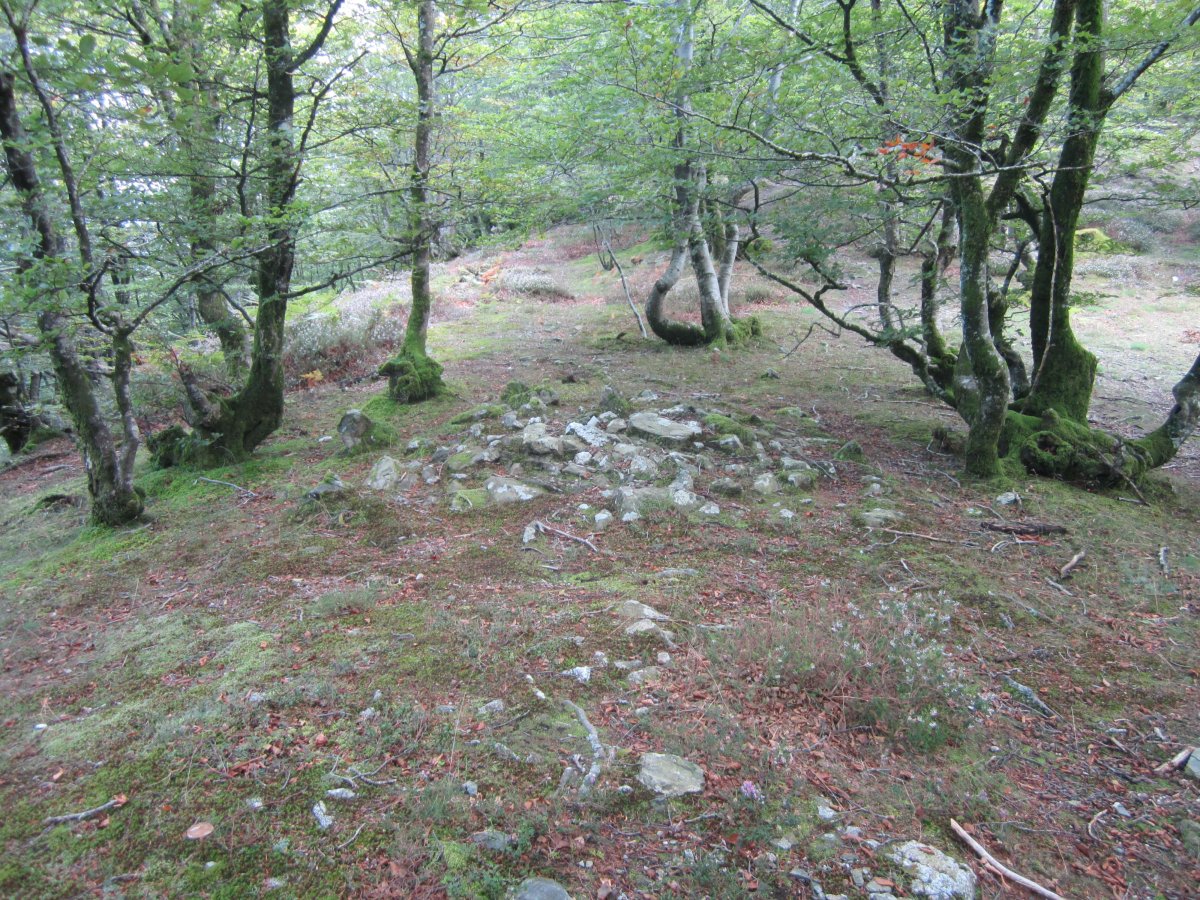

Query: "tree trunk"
left=1022, top=0, right=1103, bottom=422
left=0, top=69, right=143, bottom=524
left=382, top=0, right=444, bottom=403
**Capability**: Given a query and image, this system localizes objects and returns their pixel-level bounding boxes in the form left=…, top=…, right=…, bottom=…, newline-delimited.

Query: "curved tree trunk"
left=0, top=67, right=143, bottom=524
left=645, top=240, right=707, bottom=347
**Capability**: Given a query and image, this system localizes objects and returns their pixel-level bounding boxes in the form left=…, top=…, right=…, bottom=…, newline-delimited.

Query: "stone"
left=785, top=470, right=816, bottom=490
left=817, top=802, right=839, bottom=822
left=625, top=619, right=675, bottom=645
left=617, top=599, right=668, bottom=621
left=629, top=411, right=702, bottom=444
left=1179, top=818, right=1200, bottom=859
left=605, top=417, right=627, bottom=434
left=565, top=420, right=611, bottom=448
left=857, top=507, right=903, bottom=528
left=888, top=841, right=977, bottom=900
left=363, top=456, right=401, bottom=491
left=995, top=491, right=1021, bottom=506
left=325, top=788, right=356, bottom=801
left=559, top=666, right=591, bottom=683
left=312, top=801, right=334, bottom=830
left=628, top=666, right=663, bottom=686
left=513, top=877, right=573, bottom=900
left=305, top=476, right=347, bottom=501
left=471, top=829, right=513, bottom=853
left=501, top=411, right=522, bottom=430
left=462, top=781, right=478, bottom=797
left=627, top=454, right=660, bottom=480
left=593, top=510, right=613, bottom=529
left=752, top=473, right=780, bottom=495
left=711, top=477, right=743, bottom=497
left=337, top=409, right=372, bottom=450
left=522, top=422, right=562, bottom=455
left=486, top=477, right=543, bottom=504
left=616, top=485, right=669, bottom=515
left=478, top=699, right=505, bottom=716
left=834, top=440, right=866, bottom=462
left=1185, top=750, right=1200, bottom=781
left=637, top=752, right=705, bottom=797
left=699, top=501, right=721, bottom=516
left=716, top=434, right=743, bottom=453
left=671, top=488, right=702, bottom=510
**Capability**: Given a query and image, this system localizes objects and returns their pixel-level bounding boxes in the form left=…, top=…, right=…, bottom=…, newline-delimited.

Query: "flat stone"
left=478, top=699, right=505, bottom=717
left=710, top=477, right=743, bottom=496
left=617, top=599, right=668, bottom=621
left=888, top=841, right=976, bottom=900
left=627, top=666, right=663, bottom=686
left=857, top=507, right=903, bottom=528
left=629, top=412, right=702, bottom=444
left=752, top=473, right=780, bottom=495
left=637, top=752, right=705, bottom=797
left=625, top=619, right=675, bottom=645
left=513, top=877, right=573, bottom=900
left=698, top=501, right=721, bottom=516
left=471, top=829, right=513, bottom=852
left=485, top=477, right=543, bottom=504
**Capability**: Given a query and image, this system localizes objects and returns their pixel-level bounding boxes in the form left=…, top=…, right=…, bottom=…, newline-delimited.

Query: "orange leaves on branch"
left=877, top=134, right=937, bottom=166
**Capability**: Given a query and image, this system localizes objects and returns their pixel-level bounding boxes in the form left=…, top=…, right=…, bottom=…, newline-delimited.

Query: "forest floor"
left=1, top=225, right=1198, bottom=899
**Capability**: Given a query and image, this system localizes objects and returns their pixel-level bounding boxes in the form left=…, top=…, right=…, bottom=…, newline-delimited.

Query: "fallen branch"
left=950, top=818, right=1067, bottom=900
left=877, top=527, right=976, bottom=546
left=983, top=521, right=1067, bottom=536
left=1153, top=746, right=1194, bottom=775
left=43, top=795, right=126, bottom=826
left=561, top=698, right=604, bottom=797
left=527, top=520, right=600, bottom=553
left=1058, top=550, right=1086, bottom=579
left=1045, top=577, right=1073, bottom=597
left=196, top=476, right=258, bottom=498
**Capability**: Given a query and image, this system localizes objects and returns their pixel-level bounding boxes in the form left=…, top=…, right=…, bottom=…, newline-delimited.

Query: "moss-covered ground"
left=1, top=225, right=1197, bottom=898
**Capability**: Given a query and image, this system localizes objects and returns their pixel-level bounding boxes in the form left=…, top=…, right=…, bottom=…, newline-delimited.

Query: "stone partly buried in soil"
left=485, top=476, right=543, bottom=504
left=637, top=752, right=706, bottom=797
left=888, top=841, right=976, bottom=900
left=513, top=877, right=574, bottom=900
left=628, top=411, right=702, bottom=445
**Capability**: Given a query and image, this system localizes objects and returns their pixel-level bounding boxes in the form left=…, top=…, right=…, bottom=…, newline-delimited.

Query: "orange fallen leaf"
left=314, top=732, right=327, bottom=747
left=113, top=794, right=128, bottom=806
left=186, top=822, right=214, bottom=840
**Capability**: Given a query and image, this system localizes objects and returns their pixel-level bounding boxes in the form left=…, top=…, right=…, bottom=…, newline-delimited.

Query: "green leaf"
left=79, top=34, right=96, bottom=57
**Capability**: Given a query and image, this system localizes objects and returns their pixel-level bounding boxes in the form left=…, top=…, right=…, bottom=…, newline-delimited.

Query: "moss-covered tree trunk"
left=1023, top=0, right=1103, bottom=422
left=382, top=0, right=444, bottom=403
left=0, top=68, right=143, bottom=524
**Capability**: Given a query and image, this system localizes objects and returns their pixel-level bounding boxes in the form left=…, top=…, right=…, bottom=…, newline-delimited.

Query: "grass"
left=0, top=232, right=1197, bottom=898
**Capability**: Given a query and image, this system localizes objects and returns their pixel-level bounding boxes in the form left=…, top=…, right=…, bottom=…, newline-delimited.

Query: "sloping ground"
left=0, top=229, right=1198, bottom=898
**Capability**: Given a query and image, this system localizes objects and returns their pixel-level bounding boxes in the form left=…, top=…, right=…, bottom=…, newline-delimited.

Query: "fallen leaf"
left=186, top=822, right=214, bottom=840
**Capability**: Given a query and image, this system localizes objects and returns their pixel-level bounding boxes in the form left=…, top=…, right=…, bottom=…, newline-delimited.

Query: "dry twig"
left=950, top=819, right=1067, bottom=900
left=562, top=698, right=605, bottom=797
left=1058, top=550, right=1086, bottom=579
left=527, top=520, right=601, bottom=553
left=43, top=795, right=126, bottom=826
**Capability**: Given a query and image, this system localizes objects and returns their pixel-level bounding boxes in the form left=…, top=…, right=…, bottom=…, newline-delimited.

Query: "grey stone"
left=501, top=411, right=522, bottom=430
left=462, top=781, right=478, bottom=797
left=326, top=788, right=356, bottom=801
left=305, top=476, right=347, bottom=501
left=486, top=477, right=543, bottom=504
left=817, top=802, right=839, bottom=822
left=627, top=454, right=660, bottom=480
left=716, top=434, right=744, bottom=453
left=857, top=507, right=903, bottom=528
left=617, top=599, right=668, bottom=621
left=616, top=485, right=669, bottom=515
left=364, top=456, right=401, bottom=491
left=337, top=409, right=372, bottom=450
left=1179, top=818, right=1200, bottom=859
left=472, top=829, right=513, bottom=852
left=625, top=619, right=675, bottom=645
left=593, top=510, right=613, bottom=529
left=627, top=666, right=663, bottom=686
left=1185, top=750, right=1200, bottom=781
left=785, top=470, right=815, bottom=490
left=628, top=412, right=702, bottom=444
left=478, top=699, right=505, bottom=716
left=752, top=473, right=780, bottom=495
left=671, top=488, right=702, bottom=510
left=637, top=752, right=705, bottom=797
left=833, top=440, right=866, bottom=462
left=605, top=417, right=627, bottom=434
left=559, top=666, right=591, bottom=683
left=995, top=491, right=1021, bottom=506
left=711, top=477, right=743, bottom=497
left=312, top=801, right=334, bottom=830
left=888, top=841, right=976, bottom=900
left=513, top=877, right=573, bottom=900
left=565, top=420, right=611, bottom=448
left=699, top=501, right=721, bottom=516
left=522, top=422, right=562, bottom=455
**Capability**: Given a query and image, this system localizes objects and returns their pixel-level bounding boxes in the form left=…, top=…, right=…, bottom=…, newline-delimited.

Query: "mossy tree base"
left=380, top=348, right=444, bottom=404
left=1022, top=333, right=1097, bottom=421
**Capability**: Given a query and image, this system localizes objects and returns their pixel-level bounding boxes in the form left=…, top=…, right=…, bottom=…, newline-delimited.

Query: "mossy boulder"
left=380, top=349, right=443, bottom=404
left=703, top=413, right=755, bottom=445
left=1075, top=227, right=1131, bottom=255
